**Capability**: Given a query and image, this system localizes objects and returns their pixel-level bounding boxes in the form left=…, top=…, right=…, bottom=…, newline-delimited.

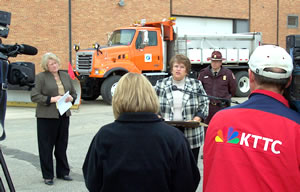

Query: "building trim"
left=171, top=14, right=248, bottom=21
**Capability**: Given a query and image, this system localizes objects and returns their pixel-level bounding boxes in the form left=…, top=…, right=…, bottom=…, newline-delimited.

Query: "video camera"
left=0, top=10, right=38, bottom=191
left=0, top=10, right=38, bottom=141
left=0, top=10, right=37, bottom=89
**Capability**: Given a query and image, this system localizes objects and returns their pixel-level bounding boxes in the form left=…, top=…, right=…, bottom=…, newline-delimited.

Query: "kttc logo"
left=215, top=127, right=282, bottom=155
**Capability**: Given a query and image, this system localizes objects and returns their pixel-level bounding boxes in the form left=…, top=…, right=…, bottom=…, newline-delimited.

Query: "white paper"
left=56, top=91, right=72, bottom=116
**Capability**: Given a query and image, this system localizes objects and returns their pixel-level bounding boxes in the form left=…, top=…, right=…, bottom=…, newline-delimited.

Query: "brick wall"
left=250, top=0, right=278, bottom=45
left=0, top=1, right=69, bottom=73
left=249, top=0, right=300, bottom=47
left=0, top=0, right=170, bottom=73
left=71, top=0, right=170, bottom=69
left=278, top=0, right=300, bottom=47
left=0, top=0, right=299, bottom=73
left=172, top=0, right=249, bottom=19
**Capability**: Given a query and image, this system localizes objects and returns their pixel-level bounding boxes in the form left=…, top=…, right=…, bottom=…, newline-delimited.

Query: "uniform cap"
left=248, top=45, right=293, bottom=79
left=210, top=51, right=224, bottom=61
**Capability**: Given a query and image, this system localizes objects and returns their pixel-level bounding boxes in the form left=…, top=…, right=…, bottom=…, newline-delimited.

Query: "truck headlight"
left=73, top=44, right=80, bottom=52
left=95, top=68, right=106, bottom=75
left=93, top=43, right=100, bottom=49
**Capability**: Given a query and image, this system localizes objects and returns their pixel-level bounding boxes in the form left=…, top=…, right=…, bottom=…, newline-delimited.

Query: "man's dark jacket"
left=198, top=66, right=236, bottom=124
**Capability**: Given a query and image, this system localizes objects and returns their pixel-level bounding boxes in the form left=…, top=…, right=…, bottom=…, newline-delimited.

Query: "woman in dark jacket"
left=83, top=73, right=200, bottom=192
left=31, top=52, right=77, bottom=185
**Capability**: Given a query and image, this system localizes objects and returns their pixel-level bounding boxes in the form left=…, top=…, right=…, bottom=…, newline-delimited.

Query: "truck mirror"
left=141, top=30, right=149, bottom=48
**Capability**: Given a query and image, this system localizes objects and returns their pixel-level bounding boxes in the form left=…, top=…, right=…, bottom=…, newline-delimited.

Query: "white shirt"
left=172, top=77, right=185, bottom=121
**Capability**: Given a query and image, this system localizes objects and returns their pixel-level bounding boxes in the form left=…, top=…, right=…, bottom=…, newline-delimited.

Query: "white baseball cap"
left=248, top=45, right=293, bottom=79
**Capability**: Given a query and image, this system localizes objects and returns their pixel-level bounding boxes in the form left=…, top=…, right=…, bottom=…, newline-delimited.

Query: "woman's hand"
left=51, top=95, right=62, bottom=103
left=192, top=116, right=202, bottom=122
left=65, top=95, right=74, bottom=103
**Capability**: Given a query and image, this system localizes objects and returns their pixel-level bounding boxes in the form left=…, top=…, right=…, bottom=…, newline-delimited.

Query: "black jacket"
left=83, top=112, right=200, bottom=192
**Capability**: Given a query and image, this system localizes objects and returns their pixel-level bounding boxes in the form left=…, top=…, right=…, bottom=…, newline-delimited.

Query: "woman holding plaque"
left=31, top=52, right=77, bottom=185
left=155, top=54, right=209, bottom=163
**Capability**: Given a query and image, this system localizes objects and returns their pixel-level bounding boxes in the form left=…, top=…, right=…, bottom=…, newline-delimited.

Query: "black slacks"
left=192, top=147, right=200, bottom=164
left=37, top=116, right=70, bottom=179
left=177, top=127, right=200, bottom=164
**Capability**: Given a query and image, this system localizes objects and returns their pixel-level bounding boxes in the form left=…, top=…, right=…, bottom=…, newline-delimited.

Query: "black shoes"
left=44, top=175, right=72, bottom=185
left=57, top=175, right=73, bottom=181
left=44, top=179, right=54, bottom=185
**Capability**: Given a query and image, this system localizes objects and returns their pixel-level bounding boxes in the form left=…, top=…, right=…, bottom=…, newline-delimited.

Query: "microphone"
left=171, top=85, right=240, bottom=104
left=17, top=44, right=38, bottom=55
left=0, top=43, right=38, bottom=56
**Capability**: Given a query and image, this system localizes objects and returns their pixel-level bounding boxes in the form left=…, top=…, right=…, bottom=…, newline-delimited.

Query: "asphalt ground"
left=1, top=97, right=247, bottom=192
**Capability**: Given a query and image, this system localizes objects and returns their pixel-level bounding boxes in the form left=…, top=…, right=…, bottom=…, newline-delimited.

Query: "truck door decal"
left=145, top=54, right=152, bottom=62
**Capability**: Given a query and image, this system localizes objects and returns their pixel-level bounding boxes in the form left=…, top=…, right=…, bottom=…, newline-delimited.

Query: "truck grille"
left=76, top=52, right=93, bottom=74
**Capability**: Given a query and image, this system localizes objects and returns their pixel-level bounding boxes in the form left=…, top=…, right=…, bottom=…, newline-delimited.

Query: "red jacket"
left=204, top=89, right=300, bottom=192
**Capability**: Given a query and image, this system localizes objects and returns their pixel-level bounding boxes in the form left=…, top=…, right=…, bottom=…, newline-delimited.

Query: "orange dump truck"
left=74, top=18, right=262, bottom=104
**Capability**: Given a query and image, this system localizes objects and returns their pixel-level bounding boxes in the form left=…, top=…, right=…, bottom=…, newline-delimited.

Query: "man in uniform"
left=198, top=51, right=236, bottom=126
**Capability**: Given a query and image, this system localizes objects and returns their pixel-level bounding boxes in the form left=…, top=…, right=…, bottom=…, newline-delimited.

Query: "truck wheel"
left=235, top=71, right=250, bottom=97
left=101, top=75, right=121, bottom=105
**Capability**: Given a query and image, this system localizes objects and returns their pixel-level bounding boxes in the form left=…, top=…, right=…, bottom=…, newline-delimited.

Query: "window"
left=108, top=29, right=136, bottom=46
left=136, top=31, right=157, bottom=49
left=148, top=31, right=157, bottom=46
left=233, top=19, right=249, bottom=33
left=287, top=15, right=298, bottom=28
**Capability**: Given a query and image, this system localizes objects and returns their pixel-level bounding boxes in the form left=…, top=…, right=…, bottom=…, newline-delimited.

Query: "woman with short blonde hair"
left=112, top=73, right=159, bottom=119
left=31, top=52, right=76, bottom=185
left=83, top=72, right=200, bottom=192
left=40, top=52, right=61, bottom=71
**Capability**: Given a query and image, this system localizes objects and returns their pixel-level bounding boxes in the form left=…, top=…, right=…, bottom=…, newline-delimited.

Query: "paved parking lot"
left=0, top=97, right=247, bottom=192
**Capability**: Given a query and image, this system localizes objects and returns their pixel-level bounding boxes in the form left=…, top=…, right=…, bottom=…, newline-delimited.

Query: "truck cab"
left=75, top=19, right=175, bottom=104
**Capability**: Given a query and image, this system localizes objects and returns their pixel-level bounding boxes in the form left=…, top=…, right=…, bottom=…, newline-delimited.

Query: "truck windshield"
left=108, top=29, right=136, bottom=46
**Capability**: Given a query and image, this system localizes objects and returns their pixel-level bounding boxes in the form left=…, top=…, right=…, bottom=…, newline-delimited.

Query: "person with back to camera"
left=155, top=54, right=209, bottom=164
left=83, top=73, right=200, bottom=192
left=198, top=50, right=236, bottom=127
left=203, top=45, right=300, bottom=192
left=31, top=52, right=77, bottom=185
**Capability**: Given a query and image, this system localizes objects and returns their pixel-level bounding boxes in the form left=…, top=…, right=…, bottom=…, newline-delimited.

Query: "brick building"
left=0, top=0, right=299, bottom=72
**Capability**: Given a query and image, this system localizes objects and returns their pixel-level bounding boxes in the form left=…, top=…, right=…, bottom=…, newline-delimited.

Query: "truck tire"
left=101, top=75, right=121, bottom=105
left=235, top=71, right=250, bottom=97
